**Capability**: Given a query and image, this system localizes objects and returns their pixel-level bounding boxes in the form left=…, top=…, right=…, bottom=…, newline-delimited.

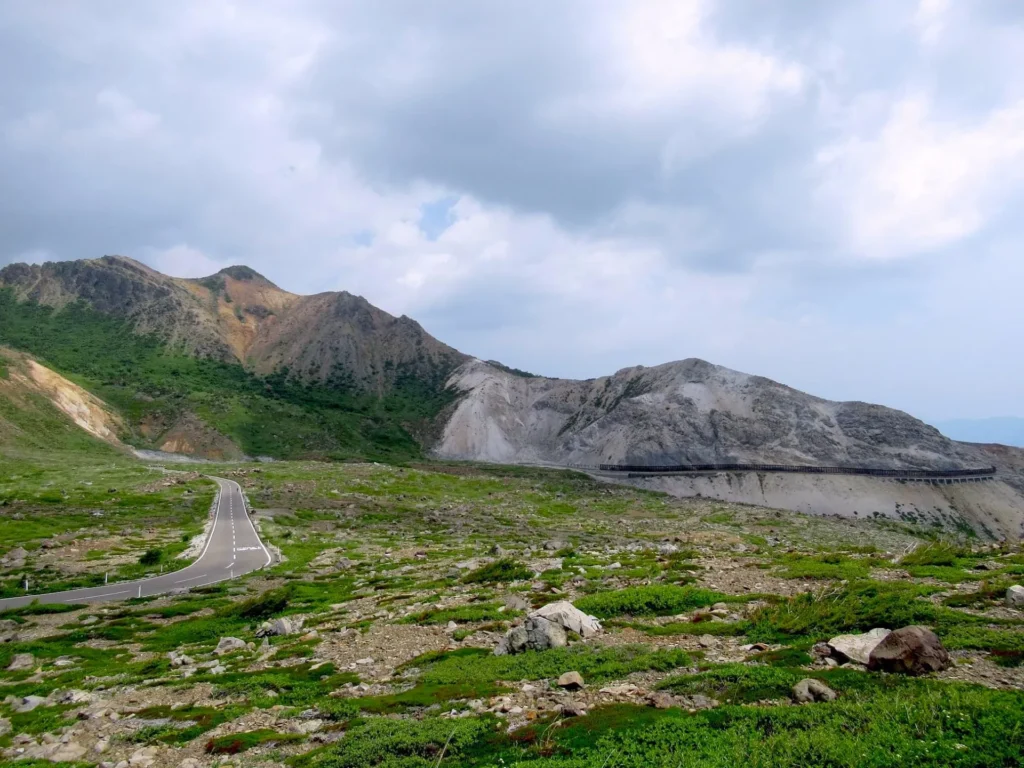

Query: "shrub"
left=575, top=585, right=729, bottom=619
left=462, top=558, right=533, bottom=584
left=899, top=541, right=972, bottom=567
left=231, top=585, right=291, bottom=620
left=745, top=582, right=972, bottom=643
left=139, top=548, right=163, bottom=566
left=205, top=729, right=302, bottom=754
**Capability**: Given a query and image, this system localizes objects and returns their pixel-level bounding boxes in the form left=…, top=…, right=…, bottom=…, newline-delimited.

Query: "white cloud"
left=145, top=245, right=228, bottom=278
left=1, top=0, right=1023, bottom=419
left=816, top=94, right=1024, bottom=258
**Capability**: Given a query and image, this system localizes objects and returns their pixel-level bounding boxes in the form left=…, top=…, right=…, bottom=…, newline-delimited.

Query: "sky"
left=1, top=1, right=1021, bottom=423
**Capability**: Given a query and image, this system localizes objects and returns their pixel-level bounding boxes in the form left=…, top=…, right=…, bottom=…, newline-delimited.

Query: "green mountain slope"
left=0, top=289, right=457, bottom=460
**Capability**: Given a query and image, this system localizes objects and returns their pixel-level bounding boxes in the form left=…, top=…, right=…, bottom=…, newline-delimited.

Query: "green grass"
left=775, top=552, right=872, bottom=581
left=405, top=603, right=509, bottom=625
left=462, top=558, right=533, bottom=584
left=745, top=582, right=971, bottom=643
left=408, top=645, right=692, bottom=692
left=296, top=715, right=493, bottom=768
left=198, top=663, right=360, bottom=709
left=575, top=585, right=730, bottom=619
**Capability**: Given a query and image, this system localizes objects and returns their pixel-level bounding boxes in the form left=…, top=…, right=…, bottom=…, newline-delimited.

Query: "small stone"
left=697, top=635, right=716, bottom=648
left=646, top=691, right=677, bottom=709
left=13, top=695, right=47, bottom=713
left=0, top=717, right=9, bottom=736
left=557, top=671, right=585, bottom=690
left=504, top=594, right=530, bottom=612
left=48, top=742, right=88, bottom=762
left=792, top=678, right=837, bottom=704
left=6, top=653, right=34, bottom=671
left=257, top=617, right=304, bottom=637
left=214, top=636, right=246, bottom=655
left=559, top=702, right=587, bottom=717
left=129, top=746, right=160, bottom=767
left=355, top=657, right=374, bottom=665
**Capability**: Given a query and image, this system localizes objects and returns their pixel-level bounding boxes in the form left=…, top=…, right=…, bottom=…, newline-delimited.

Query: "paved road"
left=0, top=477, right=271, bottom=610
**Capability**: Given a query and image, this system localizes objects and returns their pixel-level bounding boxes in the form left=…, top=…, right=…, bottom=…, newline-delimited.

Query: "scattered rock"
left=1006, top=585, right=1024, bottom=609
left=868, top=626, right=950, bottom=675
left=214, top=637, right=247, bottom=655
left=13, top=695, right=48, bottom=713
left=0, top=717, right=9, bottom=736
left=168, top=651, right=195, bottom=668
left=47, top=741, right=88, bottom=763
left=645, top=691, right=677, bottom=709
left=129, top=745, right=160, bottom=767
left=827, top=628, right=890, bottom=665
left=559, top=702, right=587, bottom=717
left=494, top=616, right=567, bottom=656
left=792, top=678, right=837, bottom=704
left=557, top=671, right=585, bottom=690
left=530, top=600, right=602, bottom=638
left=335, top=558, right=355, bottom=570
left=504, top=594, right=531, bottom=612
left=6, top=652, right=34, bottom=671
left=810, top=642, right=832, bottom=660
left=179, top=760, right=202, bottom=768
left=0, top=547, right=27, bottom=566
left=54, top=689, right=94, bottom=705
left=257, top=617, right=304, bottom=637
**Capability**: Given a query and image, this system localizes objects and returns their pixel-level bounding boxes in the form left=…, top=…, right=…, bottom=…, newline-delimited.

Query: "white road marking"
left=81, top=590, right=131, bottom=600
left=174, top=574, right=208, bottom=584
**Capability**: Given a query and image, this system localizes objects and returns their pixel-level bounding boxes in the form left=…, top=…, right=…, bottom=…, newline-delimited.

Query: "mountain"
left=0, top=256, right=466, bottom=393
left=435, top=358, right=980, bottom=470
left=3, top=255, right=1022, bottom=536
left=934, top=417, right=1024, bottom=449
left=0, top=256, right=465, bottom=460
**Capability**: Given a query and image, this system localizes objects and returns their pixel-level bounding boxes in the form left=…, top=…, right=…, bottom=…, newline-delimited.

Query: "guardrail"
left=596, top=463, right=997, bottom=479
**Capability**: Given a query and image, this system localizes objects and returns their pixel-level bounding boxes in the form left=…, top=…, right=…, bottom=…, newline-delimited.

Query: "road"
left=0, top=477, right=272, bottom=610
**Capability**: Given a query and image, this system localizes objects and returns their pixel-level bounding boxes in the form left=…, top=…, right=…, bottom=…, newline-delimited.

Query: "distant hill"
left=935, top=418, right=1024, bottom=448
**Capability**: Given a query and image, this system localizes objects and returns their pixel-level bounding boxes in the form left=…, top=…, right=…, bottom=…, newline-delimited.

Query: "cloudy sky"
left=1, top=1, right=1021, bottom=423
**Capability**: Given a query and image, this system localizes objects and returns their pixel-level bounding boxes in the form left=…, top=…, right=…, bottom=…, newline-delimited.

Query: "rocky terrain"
left=2, top=459, right=1024, bottom=768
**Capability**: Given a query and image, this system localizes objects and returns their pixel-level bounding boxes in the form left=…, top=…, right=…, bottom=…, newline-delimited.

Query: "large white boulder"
left=1006, top=585, right=1024, bottom=609
left=530, top=601, right=602, bottom=638
left=827, top=628, right=890, bottom=665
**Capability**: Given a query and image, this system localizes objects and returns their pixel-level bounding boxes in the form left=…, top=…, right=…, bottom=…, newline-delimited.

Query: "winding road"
left=0, top=477, right=272, bottom=610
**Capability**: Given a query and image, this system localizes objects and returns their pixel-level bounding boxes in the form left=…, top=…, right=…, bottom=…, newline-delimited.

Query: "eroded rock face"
left=437, top=358, right=980, bottom=470
left=868, top=626, right=951, bottom=675
left=827, top=628, right=891, bottom=666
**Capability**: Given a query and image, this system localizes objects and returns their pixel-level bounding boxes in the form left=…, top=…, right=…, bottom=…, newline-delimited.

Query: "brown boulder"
left=867, top=626, right=950, bottom=675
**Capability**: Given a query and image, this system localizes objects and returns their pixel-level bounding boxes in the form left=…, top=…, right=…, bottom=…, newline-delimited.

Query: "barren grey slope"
left=435, top=358, right=982, bottom=470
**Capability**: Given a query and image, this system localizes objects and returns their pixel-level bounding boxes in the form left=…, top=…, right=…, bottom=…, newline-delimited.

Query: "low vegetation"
left=2, top=457, right=1023, bottom=768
